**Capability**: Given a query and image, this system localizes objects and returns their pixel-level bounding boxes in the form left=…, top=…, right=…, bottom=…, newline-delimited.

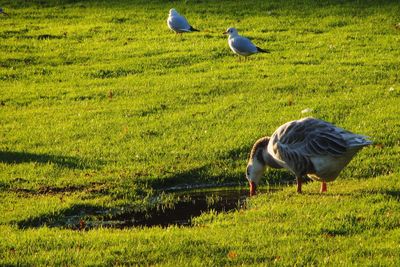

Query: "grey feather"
left=267, top=117, right=372, bottom=178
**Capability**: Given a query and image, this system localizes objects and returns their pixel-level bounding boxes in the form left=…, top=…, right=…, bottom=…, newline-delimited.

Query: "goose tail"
left=348, top=134, right=372, bottom=147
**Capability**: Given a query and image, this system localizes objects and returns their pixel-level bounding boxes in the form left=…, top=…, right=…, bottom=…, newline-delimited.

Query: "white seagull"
left=223, top=27, right=269, bottom=56
left=0, top=7, right=9, bottom=16
left=167, top=8, right=199, bottom=34
left=246, top=117, right=372, bottom=196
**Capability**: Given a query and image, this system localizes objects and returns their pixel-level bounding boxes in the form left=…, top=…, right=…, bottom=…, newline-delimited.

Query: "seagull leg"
left=320, top=182, right=327, bottom=193
left=296, top=176, right=302, bottom=193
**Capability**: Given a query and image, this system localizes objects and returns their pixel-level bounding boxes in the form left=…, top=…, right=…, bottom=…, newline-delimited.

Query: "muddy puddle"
left=80, top=187, right=276, bottom=229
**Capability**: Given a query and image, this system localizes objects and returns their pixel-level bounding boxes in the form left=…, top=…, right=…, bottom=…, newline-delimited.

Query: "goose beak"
left=249, top=181, right=256, bottom=196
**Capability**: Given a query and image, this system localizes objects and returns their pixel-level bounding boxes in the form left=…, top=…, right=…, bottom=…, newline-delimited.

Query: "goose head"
left=246, top=137, right=270, bottom=196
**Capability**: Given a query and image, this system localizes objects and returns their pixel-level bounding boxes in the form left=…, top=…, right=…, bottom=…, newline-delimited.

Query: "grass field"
left=1, top=0, right=400, bottom=265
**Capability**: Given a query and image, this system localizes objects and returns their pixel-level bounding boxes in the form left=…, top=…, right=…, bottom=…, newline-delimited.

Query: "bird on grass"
left=223, top=27, right=269, bottom=57
left=167, top=8, right=199, bottom=34
left=0, top=7, right=9, bottom=16
left=246, top=117, right=372, bottom=196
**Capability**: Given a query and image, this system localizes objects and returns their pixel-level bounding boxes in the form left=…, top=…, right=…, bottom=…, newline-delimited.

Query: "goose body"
left=246, top=117, right=372, bottom=195
left=223, top=27, right=269, bottom=56
left=167, top=8, right=199, bottom=33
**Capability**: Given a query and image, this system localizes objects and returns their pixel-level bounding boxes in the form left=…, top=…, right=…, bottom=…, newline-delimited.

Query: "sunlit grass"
left=0, top=0, right=399, bottom=265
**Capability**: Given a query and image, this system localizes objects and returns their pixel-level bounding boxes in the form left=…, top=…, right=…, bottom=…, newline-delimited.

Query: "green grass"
left=1, top=0, right=400, bottom=265
left=1, top=177, right=400, bottom=265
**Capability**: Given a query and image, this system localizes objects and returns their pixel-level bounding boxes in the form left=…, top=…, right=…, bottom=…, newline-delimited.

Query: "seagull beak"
left=249, top=181, right=256, bottom=196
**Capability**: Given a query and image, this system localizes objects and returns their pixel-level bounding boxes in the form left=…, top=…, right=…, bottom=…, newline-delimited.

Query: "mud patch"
left=16, top=187, right=276, bottom=229
left=114, top=189, right=248, bottom=228
left=83, top=187, right=276, bottom=229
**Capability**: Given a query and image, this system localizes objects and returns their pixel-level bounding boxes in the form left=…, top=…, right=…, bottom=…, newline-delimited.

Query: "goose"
left=246, top=117, right=372, bottom=196
left=223, top=27, right=269, bottom=57
left=167, top=8, right=199, bottom=34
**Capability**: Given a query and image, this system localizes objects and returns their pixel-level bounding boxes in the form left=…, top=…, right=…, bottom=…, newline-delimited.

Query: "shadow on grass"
left=148, top=164, right=294, bottom=192
left=15, top=187, right=258, bottom=229
left=0, top=151, right=95, bottom=169
left=219, top=145, right=250, bottom=161
left=359, top=188, right=400, bottom=201
left=6, top=0, right=397, bottom=10
left=381, top=190, right=400, bottom=201
left=148, top=165, right=220, bottom=190
left=16, top=203, right=110, bottom=230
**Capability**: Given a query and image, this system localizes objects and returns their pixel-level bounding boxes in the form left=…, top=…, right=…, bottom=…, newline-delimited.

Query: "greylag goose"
left=167, top=8, right=199, bottom=34
left=223, top=27, right=269, bottom=57
left=246, top=117, right=372, bottom=195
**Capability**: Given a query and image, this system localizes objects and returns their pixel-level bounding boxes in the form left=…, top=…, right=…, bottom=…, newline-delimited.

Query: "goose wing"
left=268, top=118, right=348, bottom=175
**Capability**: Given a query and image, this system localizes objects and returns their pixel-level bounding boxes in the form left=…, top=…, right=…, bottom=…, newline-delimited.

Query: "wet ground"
left=118, top=188, right=249, bottom=228
left=16, top=186, right=278, bottom=230
left=85, top=187, right=275, bottom=229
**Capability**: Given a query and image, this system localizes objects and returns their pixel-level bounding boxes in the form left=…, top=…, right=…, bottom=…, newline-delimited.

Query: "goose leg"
left=320, top=182, right=327, bottom=193
left=296, top=176, right=302, bottom=193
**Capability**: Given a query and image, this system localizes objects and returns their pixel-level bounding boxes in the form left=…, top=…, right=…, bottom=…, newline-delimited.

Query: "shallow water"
left=84, top=187, right=275, bottom=229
